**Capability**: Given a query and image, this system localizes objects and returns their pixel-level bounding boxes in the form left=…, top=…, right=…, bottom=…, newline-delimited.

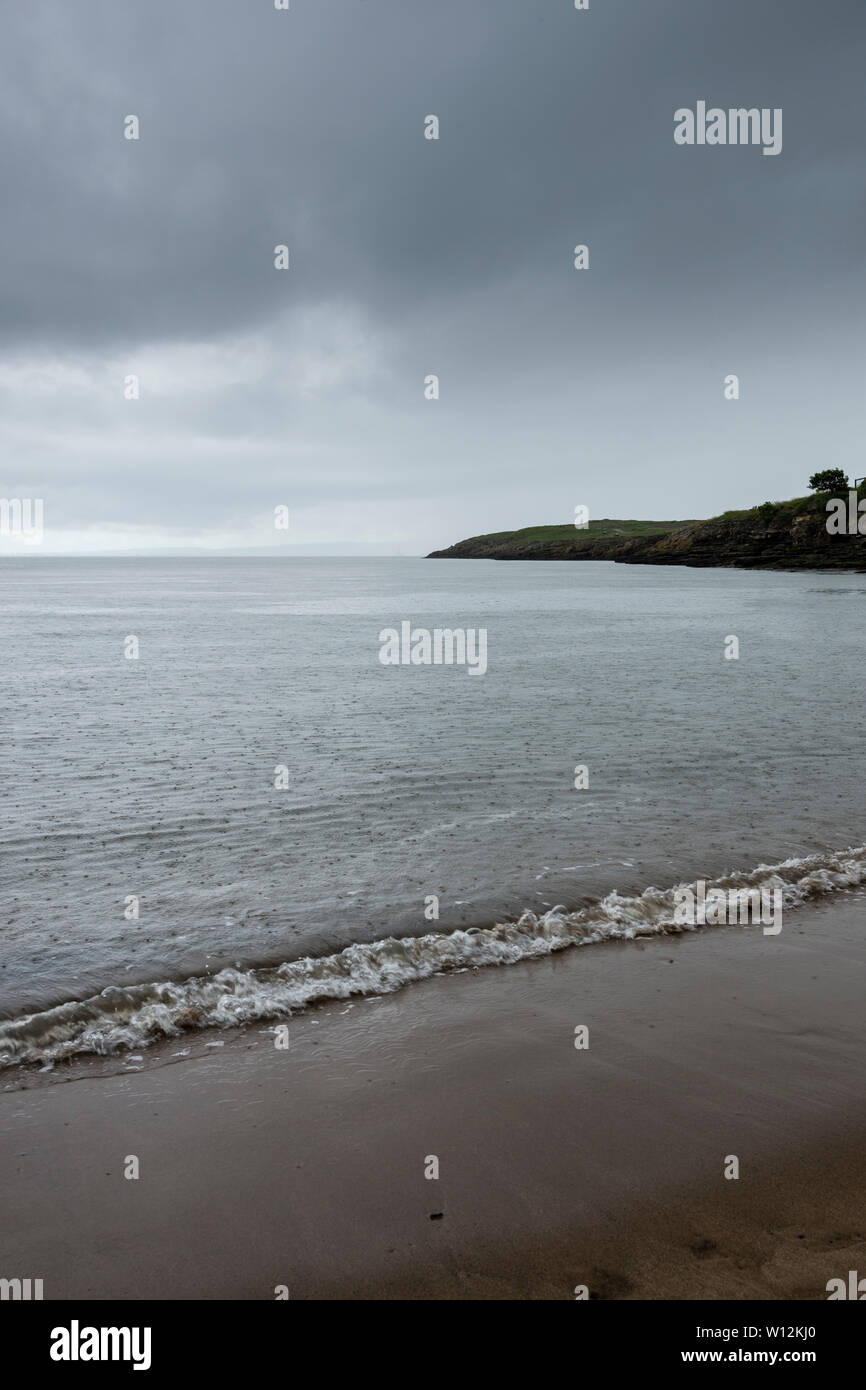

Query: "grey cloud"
left=0, top=0, right=863, bottom=549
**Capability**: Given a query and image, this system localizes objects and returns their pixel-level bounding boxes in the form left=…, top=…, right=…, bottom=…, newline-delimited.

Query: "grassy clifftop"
left=428, top=495, right=866, bottom=571
left=428, top=518, right=692, bottom=560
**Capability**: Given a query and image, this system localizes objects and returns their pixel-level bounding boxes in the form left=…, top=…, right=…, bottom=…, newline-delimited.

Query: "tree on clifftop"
left=809, top=468, right=849, bottom=493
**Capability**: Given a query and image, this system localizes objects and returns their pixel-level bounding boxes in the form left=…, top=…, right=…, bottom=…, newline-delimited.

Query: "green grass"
left=454, top=518, right=692, bottom=547
left=717, top=494, right=824, bottom=522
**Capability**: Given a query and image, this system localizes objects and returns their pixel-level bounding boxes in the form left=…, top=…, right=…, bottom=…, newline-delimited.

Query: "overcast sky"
left=1, top=0, right=864, bottom=554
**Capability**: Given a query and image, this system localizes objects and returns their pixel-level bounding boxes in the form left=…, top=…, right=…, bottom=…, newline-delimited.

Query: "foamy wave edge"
left=2, top=845, right=864, bottom=1070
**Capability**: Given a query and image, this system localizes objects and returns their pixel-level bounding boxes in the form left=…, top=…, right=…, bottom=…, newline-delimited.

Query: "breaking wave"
left=1, top=846, right=864, bottom=1070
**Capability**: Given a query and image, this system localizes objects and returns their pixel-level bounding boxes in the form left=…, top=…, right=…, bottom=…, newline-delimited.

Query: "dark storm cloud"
left=0, top=0, right=864, bottom=549
left=2, top=0, right=862, bottom=348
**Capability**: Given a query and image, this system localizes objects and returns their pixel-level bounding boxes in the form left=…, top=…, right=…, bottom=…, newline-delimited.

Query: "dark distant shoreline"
left=429, top=497, right=866, bottom=571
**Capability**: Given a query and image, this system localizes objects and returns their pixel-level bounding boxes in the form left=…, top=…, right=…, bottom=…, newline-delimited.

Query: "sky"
left=0, top=0, right=864, bottom=554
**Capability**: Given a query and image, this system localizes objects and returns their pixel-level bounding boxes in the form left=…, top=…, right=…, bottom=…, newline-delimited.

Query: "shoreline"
left=1, top=890, right=864, bottom=1299
left=2, top=845, right=864, bottom=1077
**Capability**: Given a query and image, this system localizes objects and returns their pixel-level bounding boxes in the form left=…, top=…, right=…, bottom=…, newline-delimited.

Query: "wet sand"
left=1, top=891, right=864, bottom=1300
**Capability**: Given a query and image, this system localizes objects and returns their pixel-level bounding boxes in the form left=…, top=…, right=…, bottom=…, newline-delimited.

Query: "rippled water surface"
left=2, top=555, right=865, bottom=1020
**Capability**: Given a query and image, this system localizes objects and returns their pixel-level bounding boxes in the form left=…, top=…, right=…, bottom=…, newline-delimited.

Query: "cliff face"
left=614, top=506, right=866, bottom=570
left=428, top=501, right=866, bottom=571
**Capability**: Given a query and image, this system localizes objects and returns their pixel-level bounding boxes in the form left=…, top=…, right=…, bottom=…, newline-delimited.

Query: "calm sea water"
left=1, top=556, right=865, bottom=1033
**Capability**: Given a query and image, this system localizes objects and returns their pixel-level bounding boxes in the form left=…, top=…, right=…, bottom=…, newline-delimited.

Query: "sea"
left=1, top=555, right=864, bottom=1069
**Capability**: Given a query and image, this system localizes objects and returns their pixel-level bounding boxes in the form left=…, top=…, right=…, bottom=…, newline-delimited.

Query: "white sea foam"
left=1, top=846, right=864, bottom=1070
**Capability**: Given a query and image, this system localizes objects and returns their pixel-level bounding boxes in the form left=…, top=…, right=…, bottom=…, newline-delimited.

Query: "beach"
left=3, top=889, right=864, bottom=1300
